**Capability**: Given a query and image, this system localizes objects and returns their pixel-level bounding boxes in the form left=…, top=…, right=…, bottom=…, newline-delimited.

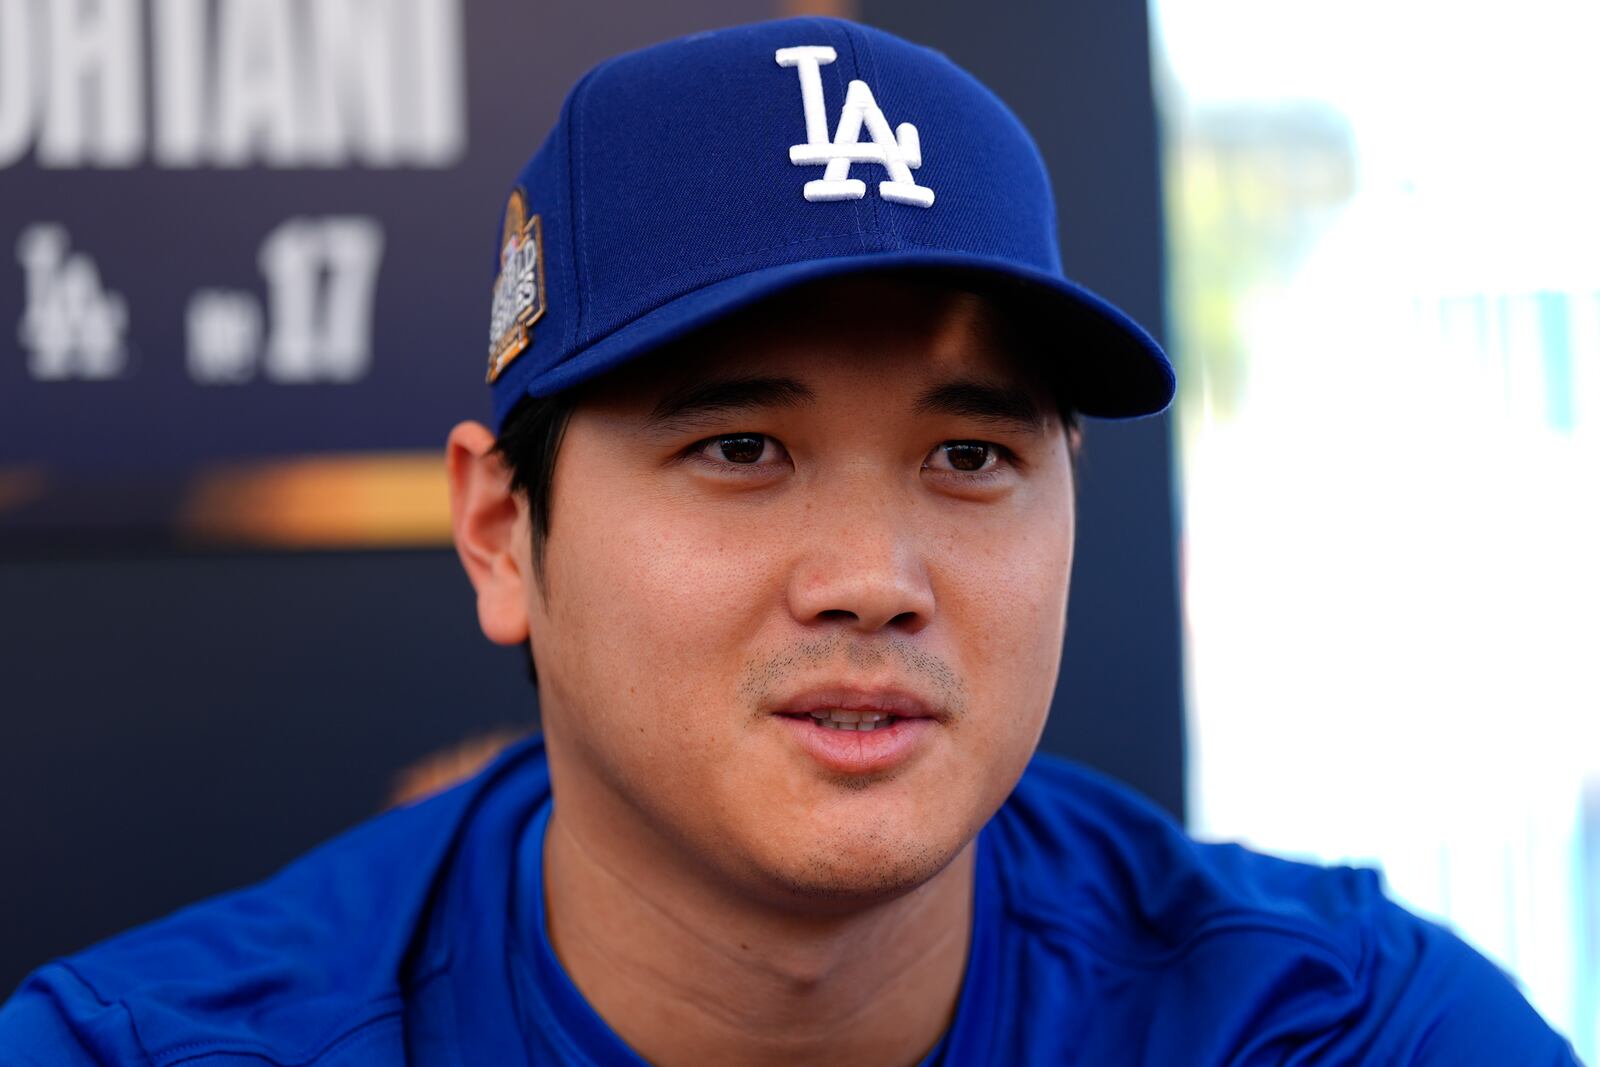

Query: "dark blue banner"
left=0, top=0, right=774, bottom=544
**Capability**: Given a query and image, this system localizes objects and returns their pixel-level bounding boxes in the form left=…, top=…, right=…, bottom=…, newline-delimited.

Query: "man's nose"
left=784, top=491, right=935, bottom=635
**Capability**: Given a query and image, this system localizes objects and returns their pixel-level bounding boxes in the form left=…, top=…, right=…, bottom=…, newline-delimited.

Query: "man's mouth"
left=798, top=709, right=899, bottom=732
left=769, top=688, right=940, bottom=773
left=771, top=687, right=938, bottom=722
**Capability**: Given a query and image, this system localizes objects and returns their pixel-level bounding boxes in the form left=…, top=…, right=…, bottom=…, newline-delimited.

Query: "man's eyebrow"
left=913, top=378, right=1049, bottom=432
left=647, top=375, right=815, bottom=426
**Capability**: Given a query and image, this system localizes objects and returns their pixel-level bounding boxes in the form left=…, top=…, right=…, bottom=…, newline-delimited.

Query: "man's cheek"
left=555, top=521, right=767, bottom=698
left=952, top=564, right=1064, bottom=675
left=629, top=522, right=774, bottom=634
left=950, top=559, right=1067, bottom=753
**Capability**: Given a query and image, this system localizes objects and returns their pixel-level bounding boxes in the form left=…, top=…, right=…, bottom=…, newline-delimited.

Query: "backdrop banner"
left=0, top=0, right=771, bottom=547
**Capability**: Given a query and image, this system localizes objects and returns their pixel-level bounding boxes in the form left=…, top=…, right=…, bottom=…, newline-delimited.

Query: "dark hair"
left=491, top=391, right=579, bottom=582
left=491, top=392, right=577, bottom=686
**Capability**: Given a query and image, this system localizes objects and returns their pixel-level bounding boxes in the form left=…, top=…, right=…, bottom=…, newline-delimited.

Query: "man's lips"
left=770, top=687, right=942, bottom=721
left=770, top=687, right=942, bottom=775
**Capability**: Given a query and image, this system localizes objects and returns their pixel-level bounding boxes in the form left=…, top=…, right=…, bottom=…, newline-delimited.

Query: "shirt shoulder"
left=0, top=738, right=551, bottom=1067
left=985, top=755, right=1579, bottom=1065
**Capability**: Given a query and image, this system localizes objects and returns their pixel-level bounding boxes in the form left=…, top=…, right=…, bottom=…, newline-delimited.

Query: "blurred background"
left=0, top=0, right=1592, bottom=1057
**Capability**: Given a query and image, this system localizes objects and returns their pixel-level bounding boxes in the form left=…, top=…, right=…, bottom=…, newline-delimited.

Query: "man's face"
left=524, top=277, right=1075, bottom=906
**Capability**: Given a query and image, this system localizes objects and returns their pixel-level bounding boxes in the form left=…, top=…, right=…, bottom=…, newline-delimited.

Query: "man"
left=0, top=16, right=1579, bottom=1067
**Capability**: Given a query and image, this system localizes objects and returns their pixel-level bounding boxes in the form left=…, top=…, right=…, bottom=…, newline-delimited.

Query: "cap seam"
left=806, top=17, right=871, bottom=247
left=567, top=64, right=604, bottom=353
left=834, top=22, right=880, bottom=249
left=840, top=21, right=891, bottom=249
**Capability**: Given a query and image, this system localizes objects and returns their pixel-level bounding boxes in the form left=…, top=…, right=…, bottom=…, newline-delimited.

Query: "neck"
left=541, top=785, right=975, bottom=1067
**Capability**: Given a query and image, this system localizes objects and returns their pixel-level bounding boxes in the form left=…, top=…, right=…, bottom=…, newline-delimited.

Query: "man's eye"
left=705, top=434, right=775, bottom=465
left=926, top=441, right=999, bottom=473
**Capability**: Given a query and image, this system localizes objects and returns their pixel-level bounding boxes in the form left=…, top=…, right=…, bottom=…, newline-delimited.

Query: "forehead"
left=585, top=273, right=1048, bottom=406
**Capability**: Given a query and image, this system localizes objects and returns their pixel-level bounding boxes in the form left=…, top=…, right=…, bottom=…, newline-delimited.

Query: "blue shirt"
left=0, top=736, right=1579, bottom=1065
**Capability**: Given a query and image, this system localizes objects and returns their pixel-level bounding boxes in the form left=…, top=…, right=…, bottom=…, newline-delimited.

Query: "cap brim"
left=512, top=250, right=1174, bottom=422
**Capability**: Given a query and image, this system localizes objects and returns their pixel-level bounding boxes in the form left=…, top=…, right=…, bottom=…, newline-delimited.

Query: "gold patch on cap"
left=486, top=189, right=546, bottom=382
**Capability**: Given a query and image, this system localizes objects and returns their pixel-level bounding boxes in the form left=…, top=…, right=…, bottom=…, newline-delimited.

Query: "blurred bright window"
left=1152, top=0, right=1599, bottom=1057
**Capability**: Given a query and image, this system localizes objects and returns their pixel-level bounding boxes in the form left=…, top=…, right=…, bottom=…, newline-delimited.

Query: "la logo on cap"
left=776, top=46, right=934, bottom=208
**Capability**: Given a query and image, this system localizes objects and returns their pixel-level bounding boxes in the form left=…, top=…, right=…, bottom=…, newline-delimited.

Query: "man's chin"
left=748, top=827, right=970, bottom=912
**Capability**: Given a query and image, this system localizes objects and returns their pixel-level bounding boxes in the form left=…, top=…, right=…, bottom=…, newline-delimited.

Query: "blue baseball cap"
left=484, top=16, right=1174, bottom=427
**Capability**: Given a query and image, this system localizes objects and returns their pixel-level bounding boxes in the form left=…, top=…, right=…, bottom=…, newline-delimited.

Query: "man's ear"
left=446, top=421, right=531, bottom=647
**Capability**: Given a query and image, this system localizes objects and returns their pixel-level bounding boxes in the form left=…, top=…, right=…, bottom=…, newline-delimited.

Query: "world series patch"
left=486, top=189, right=546, bottom=382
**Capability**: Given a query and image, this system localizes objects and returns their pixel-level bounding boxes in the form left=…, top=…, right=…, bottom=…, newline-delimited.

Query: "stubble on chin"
left=764, top=826, right=957, bottom=906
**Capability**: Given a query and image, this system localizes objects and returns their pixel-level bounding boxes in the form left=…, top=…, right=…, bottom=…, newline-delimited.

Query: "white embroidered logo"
left=775, top=46, right=934, bottom=208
